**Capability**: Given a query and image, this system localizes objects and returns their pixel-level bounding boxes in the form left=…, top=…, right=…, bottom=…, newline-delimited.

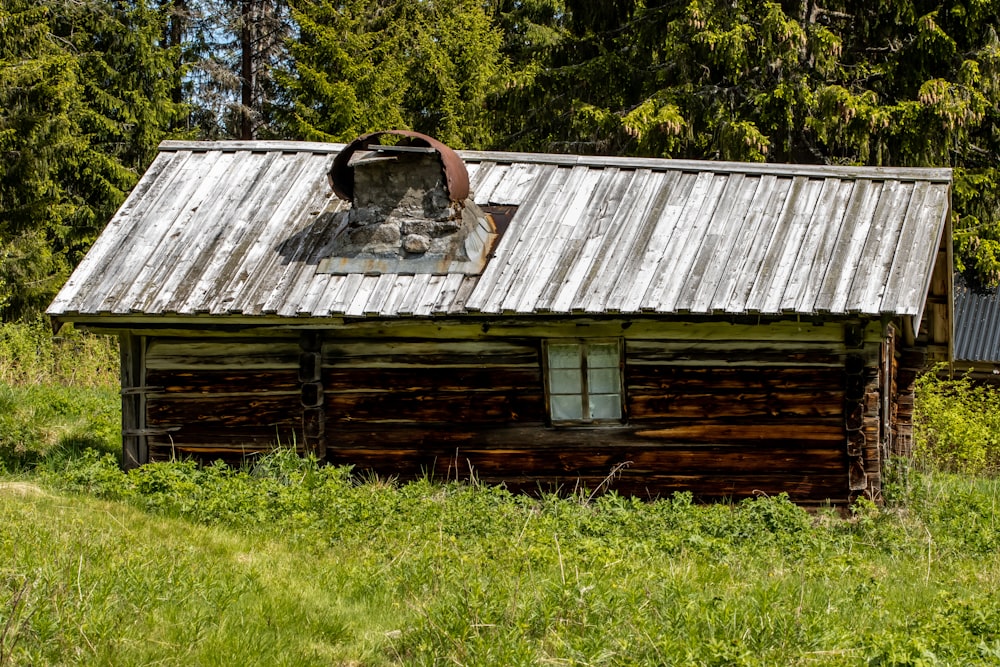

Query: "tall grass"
left=0, top=319, right=117, bottom=388
left=0, top=320, right=119, bottom=470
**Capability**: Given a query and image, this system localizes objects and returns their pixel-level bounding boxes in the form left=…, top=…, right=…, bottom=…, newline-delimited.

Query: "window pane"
left=587, top=343, right=619, bottom=369
left=549, top=368, right=582, bottom=394
left=588, top=367, right=620, bottom=394
left=589, top=393, right=622, bottom=420
left=548, top=344, right=580, bottom=369
left=551, top=394, right=583, bottom=421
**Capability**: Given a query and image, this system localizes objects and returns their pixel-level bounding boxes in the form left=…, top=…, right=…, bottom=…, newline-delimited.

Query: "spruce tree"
left=0, top=0, right=181, bottom=320
left=278, top=0, right=505, bottom=148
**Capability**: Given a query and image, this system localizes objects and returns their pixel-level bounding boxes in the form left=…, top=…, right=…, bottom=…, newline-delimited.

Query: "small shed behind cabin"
left=48, top=135, right=954, bottom=505
left=953, top=272, right=1000, bottom=380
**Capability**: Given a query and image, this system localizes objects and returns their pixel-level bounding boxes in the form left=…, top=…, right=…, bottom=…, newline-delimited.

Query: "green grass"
left=0, top=451, right=997, bottom=666
left=4, top=320, right=1000, bottom=664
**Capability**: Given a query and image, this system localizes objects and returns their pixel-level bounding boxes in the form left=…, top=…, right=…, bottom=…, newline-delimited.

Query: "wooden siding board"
left=145, top=339, right=300, bottom=369
left=321, top=339, right=539, bottom=367
left=145, top=368, right=301, bottom=394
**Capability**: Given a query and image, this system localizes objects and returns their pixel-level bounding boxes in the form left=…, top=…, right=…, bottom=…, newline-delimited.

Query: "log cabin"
left=47, top=131, right=954, bottom=505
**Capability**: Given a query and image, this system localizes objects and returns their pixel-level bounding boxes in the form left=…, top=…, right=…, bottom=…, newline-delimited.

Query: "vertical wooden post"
left=299, top=331, right=325, bottom=459
left=844, top=322, right=882, bottom=502
left=120, top=333, right=147, bottom=469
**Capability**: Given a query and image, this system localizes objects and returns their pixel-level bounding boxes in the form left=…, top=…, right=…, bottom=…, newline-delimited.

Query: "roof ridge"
left=158, top=140, right=953, bottom=183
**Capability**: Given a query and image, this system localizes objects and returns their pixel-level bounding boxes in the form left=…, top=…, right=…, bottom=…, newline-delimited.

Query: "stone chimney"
left=319, top=131, right=496, bottom=275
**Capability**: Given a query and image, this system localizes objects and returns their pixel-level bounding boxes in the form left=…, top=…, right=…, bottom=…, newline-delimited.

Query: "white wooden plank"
left=845, top=180, right=913, bottom=313
left=747, top=177, right=826, bottom=315
left=687, top=175, right=762, bottom=313
left=718, top=175, right=790, bottom=313
left=813, top=180, right=883, bottom=312
left=579, top=170, right=672, bottom=313
left=782, top=179, right=852, bottom=313
left=606, top=170, right=689, bottom=313
left=548, top=169, right=639, bottom=313
left=670, top=173, right=756, bottom=313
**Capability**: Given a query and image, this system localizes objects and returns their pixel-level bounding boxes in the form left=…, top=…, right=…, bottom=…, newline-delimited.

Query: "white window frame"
left=543, top=339, right=624, bottom=425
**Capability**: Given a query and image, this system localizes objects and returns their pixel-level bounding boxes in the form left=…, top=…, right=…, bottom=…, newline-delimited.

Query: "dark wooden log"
left=626, top=366, right=845, bottom=391
left=322, top=339, right=539, bottom=367
left=144, top=369, right=300, bottom=394
left=629, top=390, right=843, bottom=419
left=325, top=390, right=546, bottom=424
left=323, top=367, right=542, bottom=394
left=323, top=443, right=846, bottom=476
left=147, top=394, right=302, bottom=427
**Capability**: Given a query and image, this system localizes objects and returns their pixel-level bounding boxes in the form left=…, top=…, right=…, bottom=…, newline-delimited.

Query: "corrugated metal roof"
left=48, top=140, right=952, bottom=322
left=954, top=273, right=1000, bottom=362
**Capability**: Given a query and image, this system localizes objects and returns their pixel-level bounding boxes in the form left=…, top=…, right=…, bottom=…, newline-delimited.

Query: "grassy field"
left=3, top=322, right=1000, bottom=665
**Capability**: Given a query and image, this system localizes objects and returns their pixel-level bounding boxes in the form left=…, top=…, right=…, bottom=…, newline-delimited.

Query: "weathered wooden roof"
left=49, top=140, right=952, bottom=323
left=954, top=273, right=1000, bottom=362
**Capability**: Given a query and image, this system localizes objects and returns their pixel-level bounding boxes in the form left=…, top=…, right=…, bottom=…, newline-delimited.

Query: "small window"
left=545, top=340, right=623, bottom=424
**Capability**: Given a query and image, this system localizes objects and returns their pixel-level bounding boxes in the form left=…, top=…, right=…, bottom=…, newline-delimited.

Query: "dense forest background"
left=3, top=0, right=1000, bottom=321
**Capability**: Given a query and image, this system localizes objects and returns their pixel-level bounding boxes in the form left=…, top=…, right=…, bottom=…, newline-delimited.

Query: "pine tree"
left=278, top=0, right=505, bottom=148
left=174, top=0, right=293, bottom=139
left=0, top=0, right=182, bottom=320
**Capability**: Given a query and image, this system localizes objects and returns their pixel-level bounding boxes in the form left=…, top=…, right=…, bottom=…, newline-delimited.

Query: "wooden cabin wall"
left=313, top=319, right=883, bottom=505
left=120, top=317, right=905, bottom=505
left=141, top=337, right=304, bottom=463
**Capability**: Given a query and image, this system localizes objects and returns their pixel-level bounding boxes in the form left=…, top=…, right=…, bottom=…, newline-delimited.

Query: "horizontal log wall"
left=128, top=318, right=896, bottom=505
left=143, top=337, right=303, bottom=462
left=315, top=320, right=879, bottom=505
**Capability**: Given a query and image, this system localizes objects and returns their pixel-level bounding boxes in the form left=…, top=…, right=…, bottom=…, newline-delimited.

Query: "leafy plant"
left=914, top=370, right=1000, bottom=474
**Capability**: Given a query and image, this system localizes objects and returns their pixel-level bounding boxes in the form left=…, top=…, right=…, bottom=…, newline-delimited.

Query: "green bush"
left=914, top=371, right=1000, bottom=475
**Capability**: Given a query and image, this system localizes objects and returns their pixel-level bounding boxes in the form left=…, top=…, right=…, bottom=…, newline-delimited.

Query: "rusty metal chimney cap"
left=329, top=130, right=470, bottom=203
